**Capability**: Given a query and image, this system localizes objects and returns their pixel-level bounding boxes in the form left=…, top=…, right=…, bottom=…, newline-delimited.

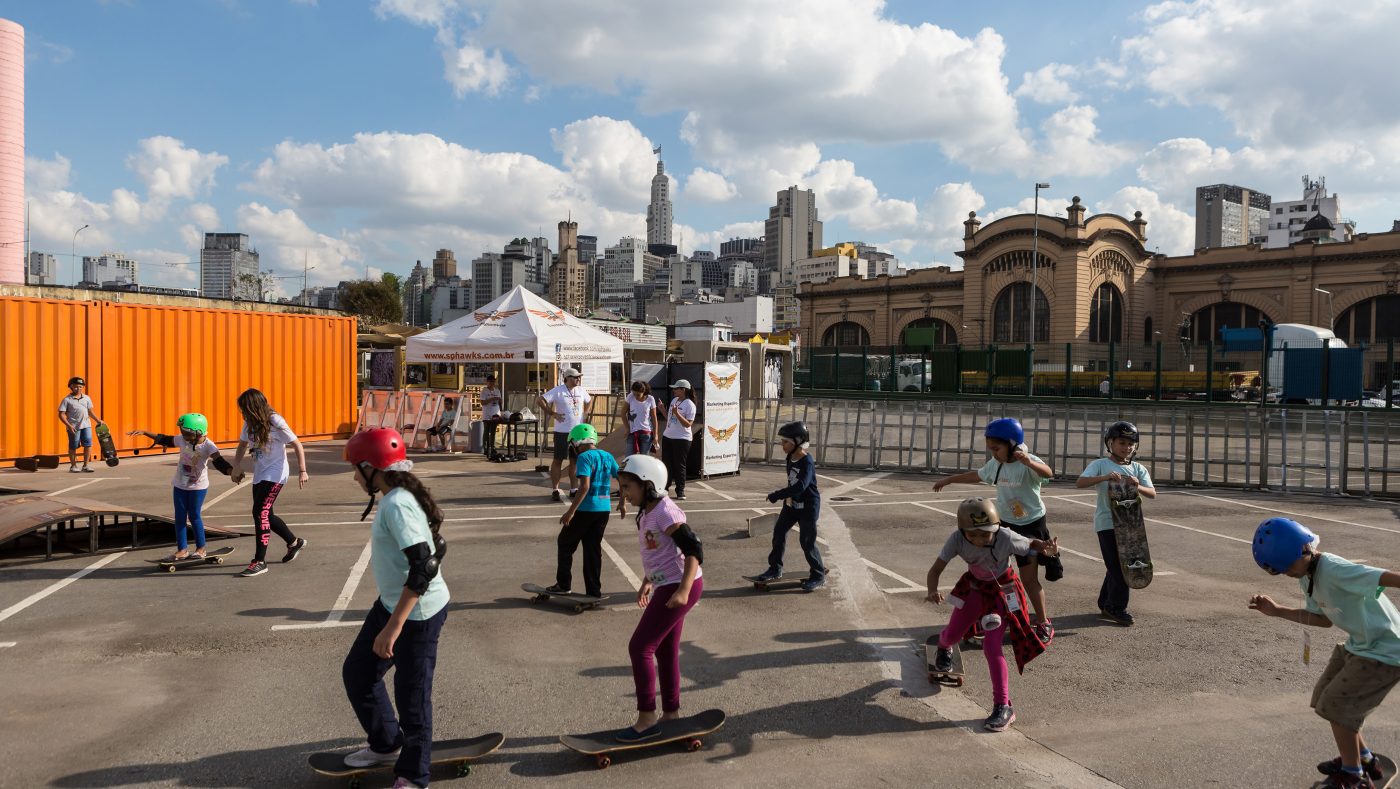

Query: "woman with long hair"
left=231, top=388, right=309, bottom=577
left=619, top=380, right=661, bottom=456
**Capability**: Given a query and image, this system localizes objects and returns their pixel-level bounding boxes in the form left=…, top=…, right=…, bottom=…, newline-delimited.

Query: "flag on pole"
left=652, top=145, right=662, bottom=155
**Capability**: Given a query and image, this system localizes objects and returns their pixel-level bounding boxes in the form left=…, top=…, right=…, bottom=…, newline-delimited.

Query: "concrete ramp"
left=0, top=494, right=242, bottom=560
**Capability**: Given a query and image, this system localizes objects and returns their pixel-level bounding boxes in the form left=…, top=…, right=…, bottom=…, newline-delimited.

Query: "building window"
left=900, top=317, right=957, bottom=347
left=1143, top=316, right=1154, bottom=345
left=1088, top=284, right=1124, bottom=343
left=1190, top=302, right=1267, bottom=345
left=1275, top=207, right=1283, bottom=214
left=991, top=283, right=1049, bottom=344
left=1336, top=295, right=1400, bottom=344
left=822, top=321, right=870, bottom=347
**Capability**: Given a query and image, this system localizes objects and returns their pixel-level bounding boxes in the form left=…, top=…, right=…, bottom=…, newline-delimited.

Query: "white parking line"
left=1176, top=491, right=1400, bottom=536
left=819, top=472, right=887, bottom=495
left=601, top=539, right=641, bottom=590
left=0, top=642, right=16, bottom=648
left=45, top=478, right=110, bottom=497
left=1049, top=495, right=1250, bottom=544
left=0, top=551, right=126, bottom=625
left=271, top=538, right=373, bottom=631
left=203, top=483, right=247, bottom=512
left=694, top=481, right=735, bottom=501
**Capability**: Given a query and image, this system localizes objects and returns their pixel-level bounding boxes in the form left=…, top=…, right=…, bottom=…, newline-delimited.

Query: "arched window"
left=822, top=321, right=870, bottom=347
left=991, top=283, right=1049, bottom=344
left=1190, top=302, right=1267, bottom=345
left=900, top=317, right=957, bottom=347
left=1143, top=316, right=1154, bottom=345
left=1335, top=294, right=1400, bottom=345
left=1088, top=284, right=1124, bottom=343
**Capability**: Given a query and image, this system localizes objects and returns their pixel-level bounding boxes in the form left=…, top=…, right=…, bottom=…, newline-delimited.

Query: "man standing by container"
left=58, top=376, right=106, bottom=473
left=537, top=367, right=592, bottom=502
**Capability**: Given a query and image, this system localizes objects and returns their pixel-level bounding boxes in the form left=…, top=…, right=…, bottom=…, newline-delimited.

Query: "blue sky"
left=13, top=0, right=1400, bottom=292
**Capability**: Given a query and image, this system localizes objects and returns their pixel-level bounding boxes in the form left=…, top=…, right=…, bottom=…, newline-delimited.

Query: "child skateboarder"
left=548, top=424, right=619, bottom=599
left=934, top=417, right=1060, bottom=643
left=1249, top=517, right=1400, bottom=789
left=341, top=428, right=449, bottom=789
left=750, top=421, right=826, bottom=592
left=58, top=376, right=106, bottom=473
left=925, top=498, right=1059, bottom=732
left=615, top=453, right=703, bottom=742
left=1075, top=421, right=1155, bottom=626
left=230, top=388, right=309, bottom=577
left=127, top=413, right=235, bottom=561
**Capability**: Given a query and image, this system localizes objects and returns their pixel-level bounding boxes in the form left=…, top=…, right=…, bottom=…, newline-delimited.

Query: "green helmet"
left=568, top=423, right=598, bottom=447
left=177, top=413, right=209, bottom=435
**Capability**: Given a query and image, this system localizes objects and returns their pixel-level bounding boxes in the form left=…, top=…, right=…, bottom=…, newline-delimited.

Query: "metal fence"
left=739, top=396, right=1400, bottom=498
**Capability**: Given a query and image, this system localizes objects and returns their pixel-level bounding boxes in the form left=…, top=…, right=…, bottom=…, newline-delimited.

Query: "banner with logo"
left=701, top=362, right=741, bottom=476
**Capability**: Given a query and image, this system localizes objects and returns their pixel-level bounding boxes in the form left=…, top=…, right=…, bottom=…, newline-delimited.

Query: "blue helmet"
left=985, top=418, right=1024, bottom=445
left=1252, top=518, right=1318, bottom=574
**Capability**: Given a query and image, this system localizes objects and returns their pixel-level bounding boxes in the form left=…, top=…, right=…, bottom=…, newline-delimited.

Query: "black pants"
left=662, top=437, right=690, bottom=496
left=342, top=600, right=446, bottom=788
left=767, top=503, right=826, bottom=577
left=252, top=481, right=297, bottom=563
left=1096, top=529, right=1130, bottom=614
left=557, top=510, right=608, bottom=597
left=482, top=420, right=499, bottom=454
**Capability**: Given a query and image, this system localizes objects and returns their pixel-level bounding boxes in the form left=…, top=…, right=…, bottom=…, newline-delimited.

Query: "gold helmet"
left=957, top=497, right=1001, bottom=532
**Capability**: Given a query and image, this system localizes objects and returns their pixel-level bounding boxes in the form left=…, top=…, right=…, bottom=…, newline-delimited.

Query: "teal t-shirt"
left=977, top=453, right=1047, bottom=525
left=574, top=448, right=619, bottom=512
left=1078, top=457, right=1154, bottom=532
left=1303, top=553, right=1400, bottom=667
left=371, top=487, right=449, bottom=620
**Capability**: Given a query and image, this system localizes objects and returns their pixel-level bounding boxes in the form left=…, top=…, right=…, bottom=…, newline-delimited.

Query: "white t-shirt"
left=663, top=397, right=697, bottom=441
left=543, top=384, right=590, bottom=434
left=172, top=435, right=222, bottom=491
left=627, top=394, right=657, bottom=433
left=59, top=395, right=95, bottom=430
left=480, top=386, right=503, bottom=420
left=240, top=413, right=298, bottom=484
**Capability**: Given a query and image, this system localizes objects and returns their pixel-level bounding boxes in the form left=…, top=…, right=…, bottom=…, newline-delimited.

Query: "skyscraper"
left=549, top=219, right=587, bottom=313
left=432, top=248, right=457, bottom=282
left=402, top=260, right=431, bottom=326
left=1195, top=184, right=1270, bottom=249
left=764, top=186, right=822, bottom=285
left=200, top=233, right=259, bottom=299
left=81, top=252, right=139, bottom=287
left=26, top=251, right=55, bottom=285
left=647, top=157, right=673, bottom=248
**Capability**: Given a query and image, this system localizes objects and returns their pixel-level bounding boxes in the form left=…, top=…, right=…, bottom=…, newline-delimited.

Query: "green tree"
left=381, top=271, right=402, bottom=292
left=340, top=279, right=403, bottom=324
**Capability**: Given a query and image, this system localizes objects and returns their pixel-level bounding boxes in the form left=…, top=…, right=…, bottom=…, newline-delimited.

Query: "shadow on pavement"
left=51, top=738, right=356, bottom=787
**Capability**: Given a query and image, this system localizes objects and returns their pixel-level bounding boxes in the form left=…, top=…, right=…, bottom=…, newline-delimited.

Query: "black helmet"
left=68, top=376, right=86, bottom=388
left=777, top=421, right=809, bottom=445
left=1103, top=420, right=1139, bottom=448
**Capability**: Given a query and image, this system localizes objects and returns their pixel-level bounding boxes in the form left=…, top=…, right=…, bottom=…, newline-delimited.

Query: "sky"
left=12, top=0, right=1400, bottom=294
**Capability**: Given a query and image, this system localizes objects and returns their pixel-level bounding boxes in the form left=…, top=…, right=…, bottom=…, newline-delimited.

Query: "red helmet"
left=344, top=428, right=412, bottom=472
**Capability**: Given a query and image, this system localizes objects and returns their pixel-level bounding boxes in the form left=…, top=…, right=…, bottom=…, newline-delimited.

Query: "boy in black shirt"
left=753, top=421, right=827, bottom=592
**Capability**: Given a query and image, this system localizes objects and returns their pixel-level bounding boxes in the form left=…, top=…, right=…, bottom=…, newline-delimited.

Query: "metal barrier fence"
left=739, top=396, right=1400, bottom=498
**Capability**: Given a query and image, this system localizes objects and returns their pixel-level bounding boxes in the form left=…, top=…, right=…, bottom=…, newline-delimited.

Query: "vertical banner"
left=702, top=362, right=741, bottom=475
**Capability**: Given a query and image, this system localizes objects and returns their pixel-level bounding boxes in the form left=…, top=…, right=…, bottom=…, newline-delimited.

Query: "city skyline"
left=11, top=1, right=1400, bottom=294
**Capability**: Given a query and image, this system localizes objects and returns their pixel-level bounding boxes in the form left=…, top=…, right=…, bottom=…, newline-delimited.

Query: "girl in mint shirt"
left=341, top=428, right=449, bottom=789
left=1076, top=421, right=1155, bottom=627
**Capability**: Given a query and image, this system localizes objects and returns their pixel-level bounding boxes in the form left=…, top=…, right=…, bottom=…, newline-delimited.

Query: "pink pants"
left=628, top=578, right=703, bottom=712
left=938, top=595, right=1011, bottom=705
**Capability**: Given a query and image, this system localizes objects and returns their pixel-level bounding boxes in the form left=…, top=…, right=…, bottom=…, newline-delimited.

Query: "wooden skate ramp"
left=0, top=494, right=242, bottom=560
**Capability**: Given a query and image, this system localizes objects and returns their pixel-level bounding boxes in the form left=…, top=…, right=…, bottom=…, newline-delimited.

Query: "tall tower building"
left=647, top=156, right=673, bottom=248
left=432, top=248, right=457, bottom=282
left=1194, top=184, right=1270, bottom=249
left=0, top=18, right=24, bottom=284
left=402, top=260, right=431, bottom=326
left=200, top=233, right=259, bottom=299
left=549, top=219, right=587, bottom=313
left=764, top=186, right=822, bottom=285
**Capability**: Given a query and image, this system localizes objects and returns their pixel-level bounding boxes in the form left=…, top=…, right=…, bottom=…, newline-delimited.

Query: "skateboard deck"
left=13, top=455, right=60, bottom=472
left=308, top=733, right=504, bottom=787
left=560, top=708, right=725, bottom=770
left=924, top=633, right=965, bottom=686
left=94, top=424, right=119, bottom=467
left=522, top=583, right=606, bottom=612
left=741, top=573, right=812, bottom=592
left=1377, top=752, right=1398, bottom=789
left=145, top=546, right=235, bottom=573
left=746, top=512, right=780, bottom=539
left=1108, top=479, right=1152, bottom=589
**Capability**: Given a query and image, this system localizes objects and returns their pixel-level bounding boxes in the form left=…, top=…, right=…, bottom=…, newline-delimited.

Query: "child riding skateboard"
left=934, top=417, right=1059, bottom=643
left=127, top=413, right=235, bottom=561
left=546, top=423, right=618, bottom=599
left=1076, top=421, right=1156, bottom=626
left=340, top=428, right=450, bottom=789
left=749, top=421, right=826, bottom=592
left=925, top=498, right=1059, bottom=732
left=1249, top=518, right=1400, bottom=789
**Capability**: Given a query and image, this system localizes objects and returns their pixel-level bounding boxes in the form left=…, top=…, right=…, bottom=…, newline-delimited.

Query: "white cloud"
left=441, top=37, right=511, bottom=97
left=237, top=202, right=365, bottom=286
left=1036, top=105, right=1136, bottom=177
left=1014, top=63, right=1078, bottom=104
left=684, top=168, right=738, bottom=203
left=26, top=154, right=74, bottom=193
left=126, top=136, right=228, bottom=203
left=550, top=117, right=657, bottom=210
left=187, top=202, right=220, bottom=230
left=804, top=159, right=918, bottom=233
left=1095, top=186, right=1194, bottom=256
left=372, top=0, right=465, bottom=28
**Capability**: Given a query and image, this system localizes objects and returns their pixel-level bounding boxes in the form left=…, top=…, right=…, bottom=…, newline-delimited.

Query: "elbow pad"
left=153, top=433, right=177, bottom=449
left=403, top=542, right=440, bottom=595
left=671, top=524, right=704, bottom=565
left=433, top=532, right=447, bottom=561
left=211, top=455, right=234, bottom=476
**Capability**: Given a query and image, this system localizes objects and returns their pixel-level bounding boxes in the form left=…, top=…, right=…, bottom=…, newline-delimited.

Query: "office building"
left=81, top=252, right=139, bottom=288
left=200, top=233, right=259, bottom=299
left=1259, top=175, right=1354, bottom=248
left=432, top=248, right=457, bottom=282
left=1195, top=184, right=1270, bottom=249
left=549, top=219, right=588, bottom=313
left=402, top=260, right=430, bottom=325
left=647, top=158, right=673, bottom=247
left=26, top=251, right=56, bottom=285
left=764, top=186, right=822, bottom=285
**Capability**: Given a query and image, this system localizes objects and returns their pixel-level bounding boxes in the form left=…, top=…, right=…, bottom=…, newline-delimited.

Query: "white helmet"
left=619, top=453, right=669, bottom=496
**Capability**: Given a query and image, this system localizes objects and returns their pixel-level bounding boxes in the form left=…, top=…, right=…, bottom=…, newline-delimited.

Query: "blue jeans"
left=629, top=431, right=654, bottom=455
left=767, top=503, right=826, bottom=578
left=343, top=600, right=447, bottom=788
left=172, top=487, right=208, bottom=550
left=68, top=426, right=93, bottom=450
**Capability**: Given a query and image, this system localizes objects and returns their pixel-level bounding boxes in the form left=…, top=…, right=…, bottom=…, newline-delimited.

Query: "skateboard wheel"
left=213, top=558, right=224, bottom=565
left=529, top=595, right=544, bottom=604
left=166, top=565, right=177, bottom=573
left=687, top=738, right=702, bottom=752
left=595, top=755, right=611, bottom=769
left=955, top=677, right=964, bottom=687
left=456, top=762, right=470, bottom=777
left=348, top=778, right=361, bottom=789
left=927, top=672, right=936, bottom=684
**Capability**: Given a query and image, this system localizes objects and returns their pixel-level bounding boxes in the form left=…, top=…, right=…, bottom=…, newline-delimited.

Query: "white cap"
left=561, top=367, right=582, bottom=378
left=671, top=379, right=691, bottom=389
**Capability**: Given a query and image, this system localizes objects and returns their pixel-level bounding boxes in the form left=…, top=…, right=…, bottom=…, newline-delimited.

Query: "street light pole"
left=1029, top=181, right=1050, bottom=394
left=1315, top=287, right=1334, bottom=330
left=71, top=224, right=90, bottom=286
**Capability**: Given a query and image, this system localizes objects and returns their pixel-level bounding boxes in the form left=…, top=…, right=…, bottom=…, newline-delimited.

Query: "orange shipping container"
left=0, top=296, right=357, bottom=464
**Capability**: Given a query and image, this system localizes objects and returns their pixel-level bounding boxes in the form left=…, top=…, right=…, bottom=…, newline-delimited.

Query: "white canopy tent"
left=406, top=286, right=623, bottom=365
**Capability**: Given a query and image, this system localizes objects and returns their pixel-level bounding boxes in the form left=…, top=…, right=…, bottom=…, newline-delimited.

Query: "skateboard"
left=522, top=583, right=606, bottom=613
left=924, top=633, right=966, bottom=686
left=746, top=511, right=780, bottom=539
left=1107, top=479, right=1153, bottom=589
left=741, top=573, right=812, bottom=592
left=308, top=733, right=505, bottom=788
left=13, top=455, right=60, bottom=472
left=145, top=546, right=235, bottom=573
left=1377, top=752, right=1398, bottom=789
left=94, top=424, right=120, bottom=467
left=560, top=708, right=725, bottom=770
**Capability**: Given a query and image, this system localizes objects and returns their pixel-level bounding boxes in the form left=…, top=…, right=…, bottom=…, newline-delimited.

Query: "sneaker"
left=281, top=538, right=307, bottom=563
left=343, top=745, right=400, bottom=768
left=753, top=568, right=781, bottom=583
left=1102, top=609, right=1134, bottom=626
left=1042, top=556, right=1064, bottom=582
left=984, top=704, right=1016, bottom=732
left=69, top=466, right=81, bottom=473
left=238, top=561, right=268, bottom=577
left=675, top=493, right=687, bottom=500
left=544, top=584, right=571, bottom=595
left=615, top=723, right=661, bottom=743
left=1319, top=756, right=1384, bottom=781
left=1321, top=771, right=1376, bottom=788
left=551, top=489, right=562, bottom=502
left=933, top=646, right=955, bottom=673
left=392, top=779, right=422, bottom=789
left=801, top=576, right=826, bottom=592
left=81, top=465, right=95, bottom=473
left=1035, top=621, right=1055, bottom=644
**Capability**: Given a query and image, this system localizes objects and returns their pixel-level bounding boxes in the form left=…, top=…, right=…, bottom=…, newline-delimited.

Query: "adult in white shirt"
left=619, top=380, right=661, bottom=456
left=479, top=372, right=504, bottom=456
left=536, top=367, right=593, bottom=501
left=662, top=380, right=697, bottom=500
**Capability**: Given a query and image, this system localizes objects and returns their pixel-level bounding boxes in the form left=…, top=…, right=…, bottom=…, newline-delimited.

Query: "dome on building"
left=1303, top=213, right=1335, bottom=233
